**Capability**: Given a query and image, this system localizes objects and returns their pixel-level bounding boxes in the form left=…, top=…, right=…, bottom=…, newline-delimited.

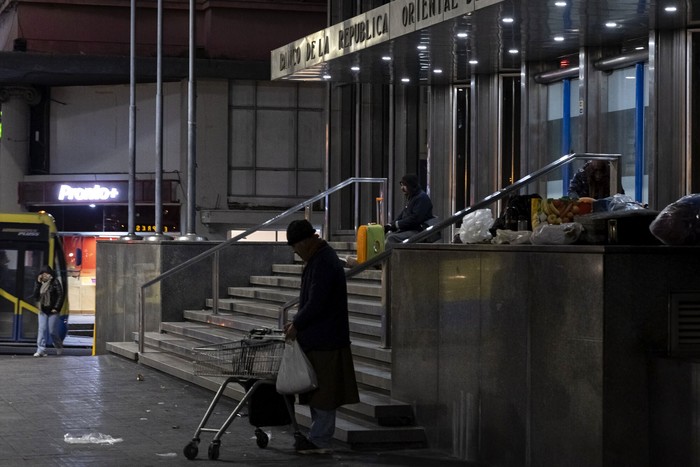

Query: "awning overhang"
left=271, top=0, right=687, bottom=85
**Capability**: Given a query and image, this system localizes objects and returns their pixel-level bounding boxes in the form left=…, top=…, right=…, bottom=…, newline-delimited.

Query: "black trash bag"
left=490, top=193, right=541, bottom=236
left=649, top=194, right=700, bottom=245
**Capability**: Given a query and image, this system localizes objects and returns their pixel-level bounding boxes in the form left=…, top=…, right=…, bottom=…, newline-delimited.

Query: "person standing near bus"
left=33, top=265, right=65, bottom=357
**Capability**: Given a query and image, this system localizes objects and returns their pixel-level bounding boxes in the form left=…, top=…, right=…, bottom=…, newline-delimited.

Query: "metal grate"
left=670, top=293, right=700, bottom=355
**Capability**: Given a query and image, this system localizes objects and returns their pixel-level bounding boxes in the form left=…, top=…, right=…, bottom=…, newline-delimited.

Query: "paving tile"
left=0, top=353, right=473, bottom=467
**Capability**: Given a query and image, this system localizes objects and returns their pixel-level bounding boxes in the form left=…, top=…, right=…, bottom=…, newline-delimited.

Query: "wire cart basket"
left=183, top=329, right=302, bottom=461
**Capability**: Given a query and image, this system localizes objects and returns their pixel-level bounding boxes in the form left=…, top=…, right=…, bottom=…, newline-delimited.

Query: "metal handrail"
left=138, top=176, right=387, bottom=354
left=278, top=152, right=621, bottom=341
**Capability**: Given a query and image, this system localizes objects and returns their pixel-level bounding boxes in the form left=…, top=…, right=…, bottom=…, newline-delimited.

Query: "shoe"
left=294, top=436, right=332, bottom=455
left=33, top=351, right=47, bottom=357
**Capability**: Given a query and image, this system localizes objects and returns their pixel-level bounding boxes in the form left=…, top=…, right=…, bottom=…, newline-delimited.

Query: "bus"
left=0, top=212, right=69, bottom=344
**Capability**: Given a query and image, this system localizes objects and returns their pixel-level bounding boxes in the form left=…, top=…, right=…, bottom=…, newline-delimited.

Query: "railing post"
left=609, top=157, right=619, bottom=197
left=381, top=258, right=391, bottom=348
left=212, top=250, right=219, bottom=315
left=138, top=287, right=144, bottom=354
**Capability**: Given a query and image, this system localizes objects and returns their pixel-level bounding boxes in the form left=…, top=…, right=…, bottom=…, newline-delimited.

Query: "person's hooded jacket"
left=392, top=174, right=433, bottom=232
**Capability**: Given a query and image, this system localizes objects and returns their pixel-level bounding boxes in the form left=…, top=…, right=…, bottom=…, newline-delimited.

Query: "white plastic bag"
left=458, top=209, right=494, bottom=243
left=530, top=222, right=583, bottom=245
left=492, top=229, right=532, bottom=244
left=275, top=339, right=318, bottom=395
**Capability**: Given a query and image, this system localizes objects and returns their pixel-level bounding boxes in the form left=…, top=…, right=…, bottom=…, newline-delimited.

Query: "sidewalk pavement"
left=0, top=350, right=474, bottom=466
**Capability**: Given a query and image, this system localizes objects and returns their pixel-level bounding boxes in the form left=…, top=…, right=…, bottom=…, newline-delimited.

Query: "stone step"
left=178, top=308, right=382, bottom=342
left=272, top=263, right=382, bottom=282
left=204, top=298, right=280, bottom=319
left=168, top=316, right=389, bottom=363
left=249, top=275, right=382, bottom=298
left=139, top=331, right=399, bottom=418
left=225, top=287, right=384, bottom=318
left=227, top=286, right=297, bottom=303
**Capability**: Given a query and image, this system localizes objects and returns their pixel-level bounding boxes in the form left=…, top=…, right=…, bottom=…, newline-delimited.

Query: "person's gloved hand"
left=384, top=224, right=396, bottom=233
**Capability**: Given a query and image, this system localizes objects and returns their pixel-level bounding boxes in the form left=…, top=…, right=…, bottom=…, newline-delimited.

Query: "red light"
left=560, top=59, right=570, bottom=68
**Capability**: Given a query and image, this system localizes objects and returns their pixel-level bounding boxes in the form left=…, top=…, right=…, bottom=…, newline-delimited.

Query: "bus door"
left=0, top=241, right=47, bottom=342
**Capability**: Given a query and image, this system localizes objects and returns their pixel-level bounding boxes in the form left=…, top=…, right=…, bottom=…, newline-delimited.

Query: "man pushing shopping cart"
left=183, top=219, right=359, bottom=460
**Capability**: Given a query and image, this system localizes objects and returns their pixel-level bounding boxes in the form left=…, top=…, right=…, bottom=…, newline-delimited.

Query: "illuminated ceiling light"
left=89, top=204, right=96, bottom=208
left=554, top=1, right=567, bottom=6
left=417, top=45, right=427, bottom=50
left=605, top=22, right=618, bottom=28
left=664, top=6, right=677, bottom=12
left=382, top=56, right=392, bottom=61
left=469, top=59, right=478, bottom=65
left=508, top=48, right=519, bottom=54
left=322, top=74, right=331, bottom=80
left=457, top=32, right=468, bottom=38
left=350, top=66, right=360, bottom=71
left=502, top=17, right=514, bottom=24
left=433, top=69, right=443, bottom=74
left=553, top=36, right=565, bottom=42
left=635, top=46, right=645, bottom=50
left=401, top=77, right=410, bottom=83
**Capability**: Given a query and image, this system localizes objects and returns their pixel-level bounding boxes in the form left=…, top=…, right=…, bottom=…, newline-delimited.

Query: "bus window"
left=0, top=249, right=18, bottom=339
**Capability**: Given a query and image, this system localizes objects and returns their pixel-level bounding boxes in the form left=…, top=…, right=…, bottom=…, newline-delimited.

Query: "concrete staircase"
left=107, top=241, right=427, bottom=450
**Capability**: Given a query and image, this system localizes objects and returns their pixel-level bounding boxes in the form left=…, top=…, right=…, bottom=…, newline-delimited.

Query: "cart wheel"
left=183, top=441, right=198, bottom=460
left=208, top=442, right=220, bottom=460
left=255, top=428, right=269, bottom=449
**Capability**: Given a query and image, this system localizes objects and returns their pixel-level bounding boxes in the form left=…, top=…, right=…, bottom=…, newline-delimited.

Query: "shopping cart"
left=183, top=329, right=303, bottom=461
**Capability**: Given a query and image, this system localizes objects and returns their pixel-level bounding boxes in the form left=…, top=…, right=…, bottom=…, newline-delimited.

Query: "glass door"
left=0, top=244, right=46, bottom=342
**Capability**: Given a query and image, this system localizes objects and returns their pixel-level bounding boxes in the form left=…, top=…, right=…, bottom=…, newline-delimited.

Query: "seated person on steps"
left=384, top=174, right=434, bottom=248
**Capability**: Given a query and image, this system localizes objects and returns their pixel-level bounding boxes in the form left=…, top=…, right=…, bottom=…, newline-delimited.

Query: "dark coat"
left=293, top=241, right=359, bottom=409
left=294, top=241, right=350, bottom=352
left=33, top=277, right=64, bottom=314
left=395, top=189, right=433, bottom=232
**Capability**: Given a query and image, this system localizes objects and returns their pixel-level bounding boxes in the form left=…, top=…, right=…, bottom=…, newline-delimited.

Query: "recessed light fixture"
left=664, top=6, right=677, bottom=12
left=401, top=78, right=410, bottom=83
left=605, top=22, right=618, bottom=28
left=554, top=1, right=567, bottom=6
left=502, top=17, right=514, bottom=24
left=382, top=56, right=392, bottom=61
left=433, top=69, right=443, bottom=74
left=508, top=48, right=519, bottom=54
left=417, top=45, right=427, bottom=50
left=554, top=36, right=564, bottom=42
left=457, top=32, right=468, bottom=38
left=469, top=59, right=478, bottom=65
left=351, top=66, right=360, bottom=71
left=322, top=74, right=331, bottom=79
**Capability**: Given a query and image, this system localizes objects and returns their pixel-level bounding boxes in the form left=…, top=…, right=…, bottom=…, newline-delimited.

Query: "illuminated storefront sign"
left=57, top=184, right=120, bottom=202
left=18, top=180, right=179, bottom=205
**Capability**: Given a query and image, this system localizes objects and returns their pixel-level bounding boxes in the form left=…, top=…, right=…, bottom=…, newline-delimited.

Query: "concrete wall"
left=389, top=243, right=699, bottom=466
left=94, top=240, right=293, bottom=354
